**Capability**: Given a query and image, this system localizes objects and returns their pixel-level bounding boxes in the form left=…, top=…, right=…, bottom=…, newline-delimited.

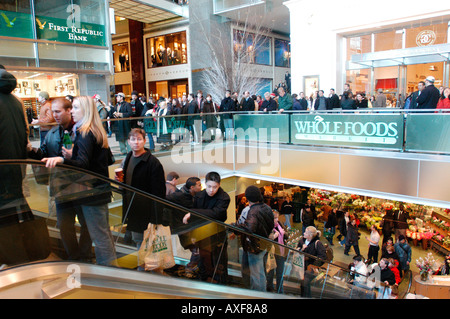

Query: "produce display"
left=307, top=189, right=450, bottom=254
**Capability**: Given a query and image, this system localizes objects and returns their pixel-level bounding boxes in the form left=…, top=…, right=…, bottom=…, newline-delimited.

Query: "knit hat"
left=92, top=94, right=101, bottom=100
left=398, top=235, right=406, bottom=241
left=425, top=76, right=435, bottom=83
left=245, top=185, right=262, bottom=203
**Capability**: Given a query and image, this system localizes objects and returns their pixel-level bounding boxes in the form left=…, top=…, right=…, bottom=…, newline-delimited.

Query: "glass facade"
left=233, top=29, right=271, bottom=66
left=345, top=20, right=450, bottom=98
left=0, top=0, right=110, bottom=71
left=146, top=31, right=187, bottom=68
left=274, top=38, right=290, bottom=68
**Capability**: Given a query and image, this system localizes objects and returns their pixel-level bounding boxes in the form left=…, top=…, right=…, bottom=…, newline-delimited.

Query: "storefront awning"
left=347, top=43, right=450, bottom=70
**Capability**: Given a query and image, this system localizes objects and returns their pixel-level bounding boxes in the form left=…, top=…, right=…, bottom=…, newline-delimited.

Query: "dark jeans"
left=56, top=202, right=92, bottom=261
left=266, top=254, right=287, bottom=293
left=367, top=245, right=380, bottom=263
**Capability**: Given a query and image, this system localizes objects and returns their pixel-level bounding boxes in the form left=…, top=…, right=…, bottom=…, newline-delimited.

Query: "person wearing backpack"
left=297, top=226, right=327, bottom=297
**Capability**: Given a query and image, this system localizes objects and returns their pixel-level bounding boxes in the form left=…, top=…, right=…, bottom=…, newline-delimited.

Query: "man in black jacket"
left=119, top=128, right=166, bottom=249
left=240, top=91, right=255, bottom=111
left=417, top=76, right=440, bottom=110
left=219, top=90, right=236, bottom=140
left=184, top=93, right=200, bottom=144
left=236, top=185, right=274, bottom=291
left=113, top=92, right=133, bottom=154
left=166, top=177, right=202, bottom=277
left=0, top=68, right=46, bottom=265
left=328, top=89, right=340, bottom=109
left=409, top=81, right=425, bottom=109
left=261, top=92, right=278, bottom=112
left=182, top=172, right=230, bottom=283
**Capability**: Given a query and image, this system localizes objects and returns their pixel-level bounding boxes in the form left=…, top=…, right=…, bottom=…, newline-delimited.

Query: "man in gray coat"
left=374, top=89, right=387, bottom=107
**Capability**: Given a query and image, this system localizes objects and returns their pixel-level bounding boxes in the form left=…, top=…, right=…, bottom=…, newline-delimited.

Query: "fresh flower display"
left=416, top=253, right=439, bottom=277
left=431, top=216, right=450, bottom=232
left=406, top=224, right=434, bottom=241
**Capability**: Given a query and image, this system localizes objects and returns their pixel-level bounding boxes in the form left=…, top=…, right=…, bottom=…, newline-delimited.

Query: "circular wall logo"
left=416, top=30, right=436, bottom=47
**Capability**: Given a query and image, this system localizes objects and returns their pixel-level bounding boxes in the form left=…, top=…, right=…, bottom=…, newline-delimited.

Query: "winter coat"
left=219, top=96, right=236, bottom=119
left=238, top=202, right=274, bottom=254
left=0, top=69, right=28, bottom=201
left=277, top=93, right=293, bottom=111
left=297, top=235, right=328, bottom=268
left=345, top=222, right=360, bottom=246
left=193, top=187, right=230, bottom=222
left=202, top=101, right=218, bottom=129
left=261, top=98, right=278, bottom=111
left=112, top=101, right=132, bottom=141
left=394, top=241, right=412, bottom=271
left=417, top=84, right=440, bottom=109
left=57, top=129, right=114, bottom=207
left=121, top=150, right=166, bottom=232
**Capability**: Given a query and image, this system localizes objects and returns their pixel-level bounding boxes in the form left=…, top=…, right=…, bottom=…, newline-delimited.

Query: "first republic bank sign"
left=291, top=114, right=404, bottom=149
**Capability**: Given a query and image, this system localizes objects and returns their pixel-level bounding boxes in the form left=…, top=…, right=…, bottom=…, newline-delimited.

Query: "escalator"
left=0, top=160, right=411, bottom=299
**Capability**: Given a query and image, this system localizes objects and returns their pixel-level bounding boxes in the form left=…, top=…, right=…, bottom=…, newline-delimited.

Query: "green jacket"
left=278, top=93, right=293, bottom=111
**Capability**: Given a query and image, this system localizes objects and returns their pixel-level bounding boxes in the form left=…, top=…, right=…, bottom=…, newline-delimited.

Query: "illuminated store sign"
left=291, top=114, right=404, bottom=149
left=36, top=16, right=106, bottom=46
left=0, top=8, right=106, bottom=47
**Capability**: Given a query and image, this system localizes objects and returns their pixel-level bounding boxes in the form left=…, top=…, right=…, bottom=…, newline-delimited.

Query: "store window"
left=113, top=42, right=130, bottom=72
left=374, top=30, right=403, bottom=52
left=346, top=69, right=371, bottom=96
left=147, top=31, right=187, bottom=68
left=374, top=66, right=399, bottom=106
left=274, top=38, right=290, bottom=68
left=406, top=62, right=444, bottom=94
left=346, top=35, right=371, bottom=60
left=233, top=29, right=271, bottom=65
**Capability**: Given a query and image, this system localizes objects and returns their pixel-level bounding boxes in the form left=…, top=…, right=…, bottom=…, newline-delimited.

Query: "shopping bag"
left=138, top=223, right=175, bottom=271
left=265, top=246, right=277, bottom=272
left=377, top=286, right=392, bottom=299
left=291, top=251, right=305, bottom=280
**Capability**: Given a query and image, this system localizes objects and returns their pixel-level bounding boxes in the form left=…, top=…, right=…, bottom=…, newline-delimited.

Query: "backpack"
left=315, top=240, right=334, bottom=263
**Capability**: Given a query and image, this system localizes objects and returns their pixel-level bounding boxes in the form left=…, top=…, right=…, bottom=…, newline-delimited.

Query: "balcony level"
left=156, top=110, right=450, bottom=208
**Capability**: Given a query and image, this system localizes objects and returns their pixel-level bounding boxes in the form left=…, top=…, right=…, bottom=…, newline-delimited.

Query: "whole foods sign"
left=291, top=114, right=404, bottom=149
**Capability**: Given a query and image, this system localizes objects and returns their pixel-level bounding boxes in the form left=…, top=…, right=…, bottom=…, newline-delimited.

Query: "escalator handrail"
left=1, top=159, right=360, bottom=276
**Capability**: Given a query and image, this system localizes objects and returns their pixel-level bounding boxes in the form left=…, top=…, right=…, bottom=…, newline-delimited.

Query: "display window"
left=10, top=71, right=79, bottom=99
left=274, top=38, right=290, bottom=68
left=233, top=29, right=271, bottom=66
left=146, top=31, right=187, bottom=68
left=346, top=35, right=371, bottom=60
left=113, top=42, right=130, bottom=72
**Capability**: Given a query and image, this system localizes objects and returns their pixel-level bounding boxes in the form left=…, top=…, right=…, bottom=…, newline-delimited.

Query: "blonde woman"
left=297, top=226, right=328, bottom=297
left=43, top=96, right=117, bottom=266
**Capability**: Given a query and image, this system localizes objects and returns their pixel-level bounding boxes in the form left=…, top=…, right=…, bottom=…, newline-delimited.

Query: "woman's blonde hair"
left=305, top=226, right=321, bottom=238
left=73, top=96, right=109, bottom=148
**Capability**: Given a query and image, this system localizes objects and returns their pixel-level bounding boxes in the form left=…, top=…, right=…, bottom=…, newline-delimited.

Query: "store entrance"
left=148, top=79, right=188, bottom=100
left=406, top=62, right=445, bottom=94
left=347, top=61, right=448, bottom=106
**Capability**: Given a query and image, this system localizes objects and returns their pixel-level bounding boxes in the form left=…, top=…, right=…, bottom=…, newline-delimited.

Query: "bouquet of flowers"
left=416, top=253, right=438, bottom=278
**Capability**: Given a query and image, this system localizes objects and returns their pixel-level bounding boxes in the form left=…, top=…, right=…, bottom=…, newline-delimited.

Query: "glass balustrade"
left=27, top=109, right=450, bottom=160
left=0, top=160, right=412, bottom=298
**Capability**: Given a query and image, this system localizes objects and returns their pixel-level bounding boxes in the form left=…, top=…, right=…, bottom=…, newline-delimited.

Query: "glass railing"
left=27, top=108, right=450, bottom=163
left=0, top=160, right=412, bottom=298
